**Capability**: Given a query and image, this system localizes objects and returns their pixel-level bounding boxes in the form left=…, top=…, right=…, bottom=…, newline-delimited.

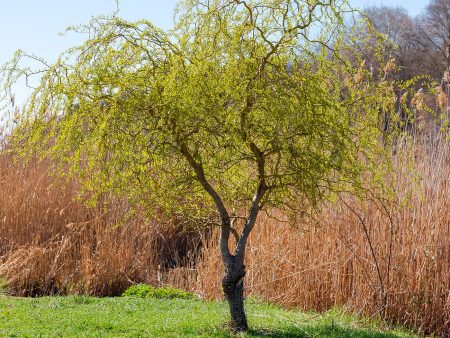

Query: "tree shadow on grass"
left=245, top=324, right=407, bottom=337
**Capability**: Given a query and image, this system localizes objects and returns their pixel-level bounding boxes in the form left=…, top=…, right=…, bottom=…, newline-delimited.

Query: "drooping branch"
left=177, top=138, right=232, bottom=260
left=339, top=195, right=386, bottom=304
left=233, top=0, right=329, bottom=76
left=235, top=141, right=268, bottom=261
left=230, top=226, right=240, bottom=244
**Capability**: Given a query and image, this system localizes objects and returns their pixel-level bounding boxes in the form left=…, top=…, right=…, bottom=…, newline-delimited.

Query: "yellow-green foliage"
left=2, top=0, right=410, bottom=225
left=122, top=284, right=196, bottom=299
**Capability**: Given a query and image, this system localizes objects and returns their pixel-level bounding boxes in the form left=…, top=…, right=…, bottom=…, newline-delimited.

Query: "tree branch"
left=235, top=141, right=268, bottom=261
left=176, top=138, right=232, bottom=260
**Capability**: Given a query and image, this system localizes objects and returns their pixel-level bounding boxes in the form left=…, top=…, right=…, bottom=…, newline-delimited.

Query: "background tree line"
left=364, top=0, right=450, bottom=82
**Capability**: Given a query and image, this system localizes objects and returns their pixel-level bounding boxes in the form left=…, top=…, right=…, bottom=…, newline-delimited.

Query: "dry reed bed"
left=0, top=135, right=448, bottom=336
left=0, top=156, right=202, bottom=296
left=170, top=136, right=449, bottom=336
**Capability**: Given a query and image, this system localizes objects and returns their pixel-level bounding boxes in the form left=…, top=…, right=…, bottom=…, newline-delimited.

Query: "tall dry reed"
left=0, top=132, right=448, bottom=336
left=0, top=155, right=202, bottom=296
left=174, top=134, right=449, bottom=336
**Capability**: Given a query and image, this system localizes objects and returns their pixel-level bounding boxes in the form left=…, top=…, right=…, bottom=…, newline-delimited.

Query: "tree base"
left=222, top=262, right=248, bottom=332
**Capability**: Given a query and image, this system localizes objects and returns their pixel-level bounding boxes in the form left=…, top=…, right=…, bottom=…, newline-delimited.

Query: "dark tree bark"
left=218, top=184, right=265, bottom=332
left=222, top=256, right=248, bottom=331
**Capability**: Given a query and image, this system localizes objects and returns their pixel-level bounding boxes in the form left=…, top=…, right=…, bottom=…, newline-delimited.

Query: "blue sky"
left=0, top=0, right=428, bottom=105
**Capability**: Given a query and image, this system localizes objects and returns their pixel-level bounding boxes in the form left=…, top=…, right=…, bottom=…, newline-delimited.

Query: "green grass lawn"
left=0, top=295, right=417, bottom=337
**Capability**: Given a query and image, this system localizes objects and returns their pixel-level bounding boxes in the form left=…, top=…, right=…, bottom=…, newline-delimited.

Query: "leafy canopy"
left=2, top=0, right=403, bottom=225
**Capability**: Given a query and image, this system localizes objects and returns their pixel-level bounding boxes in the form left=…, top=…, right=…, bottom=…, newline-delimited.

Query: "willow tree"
left=2, top=0, right=403, bottom=332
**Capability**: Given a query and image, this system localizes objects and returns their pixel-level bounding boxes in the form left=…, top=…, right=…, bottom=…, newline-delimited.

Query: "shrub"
left=122, top=284, right=155, bottom=298
left=122, top=284, right=195, bottom=300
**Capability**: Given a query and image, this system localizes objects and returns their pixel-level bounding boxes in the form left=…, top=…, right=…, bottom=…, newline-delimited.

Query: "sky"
left=0, top=0, right=429, bottom=106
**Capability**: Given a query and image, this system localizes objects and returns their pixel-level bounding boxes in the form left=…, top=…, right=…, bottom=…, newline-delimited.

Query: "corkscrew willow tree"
left=1, top=0, right=409, bottom=332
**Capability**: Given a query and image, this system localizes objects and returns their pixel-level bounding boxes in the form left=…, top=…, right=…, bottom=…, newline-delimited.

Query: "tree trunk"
left=222, top=258, right=248, bottom=332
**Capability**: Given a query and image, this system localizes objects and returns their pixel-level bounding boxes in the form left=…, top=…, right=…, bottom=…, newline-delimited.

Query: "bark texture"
left=222, top=257, right=248, bottom=332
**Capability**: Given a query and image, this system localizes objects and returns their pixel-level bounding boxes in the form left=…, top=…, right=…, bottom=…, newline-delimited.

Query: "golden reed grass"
left=0, top=155, right=203, bottom=296
left=169, top=134, right=450, bottom=337
left=0, top=132, right=448, bottom=336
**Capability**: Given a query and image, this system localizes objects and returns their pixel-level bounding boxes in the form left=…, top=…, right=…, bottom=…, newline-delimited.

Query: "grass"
left=0, top=295, right=416, bottom=337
